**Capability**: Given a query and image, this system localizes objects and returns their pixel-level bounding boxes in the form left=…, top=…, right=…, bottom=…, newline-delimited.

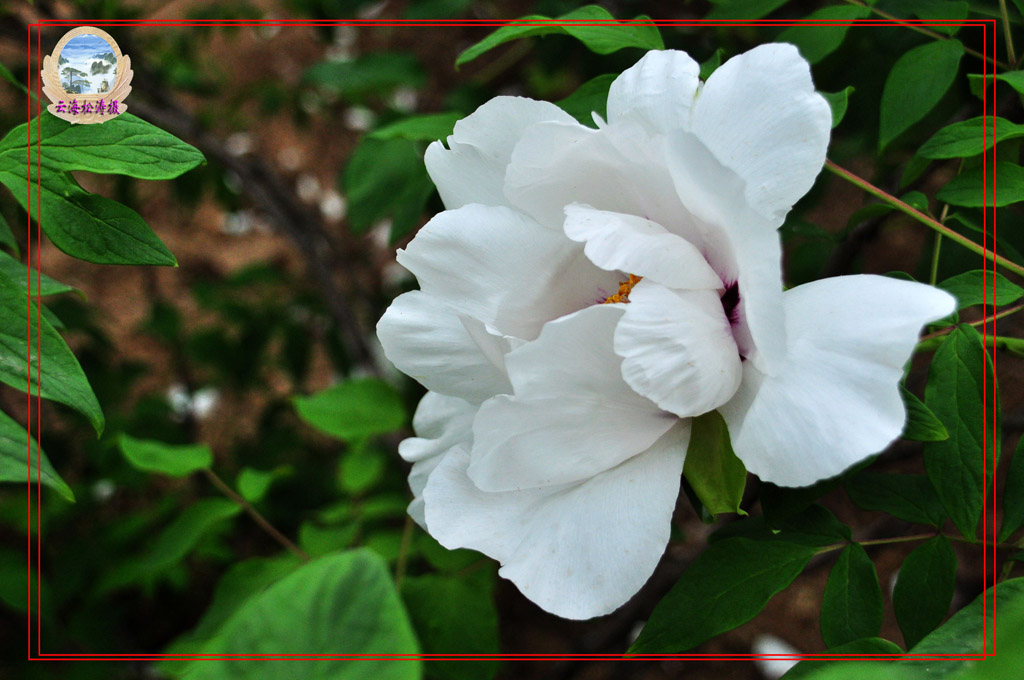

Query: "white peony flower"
left=376, top=45, right=956, bottom=620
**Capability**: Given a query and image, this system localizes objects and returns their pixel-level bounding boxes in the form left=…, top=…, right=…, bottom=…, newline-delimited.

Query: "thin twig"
left=1000, top=0, right=1019, bottom=65
left=843, top=0, right=1012, bottom=70
left=394, top=514, right=414, bottom=589
left=825, top=160, right=1024, bottom=278
left=816, top=530, right=1021, bottom=556
left=203, top=468, right=310, bottom=562
left=920, top=302, right=1024, bottom=342
left=930, top=201, right=953, bottom=286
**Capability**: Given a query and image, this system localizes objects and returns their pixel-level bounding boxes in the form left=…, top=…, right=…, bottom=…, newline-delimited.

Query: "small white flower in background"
left=343, top=106, right=376, bottom=132
left=296, top=173, right=322, bottom=203
left=225, top=131, right=254, bottom=157
left=166, top=383, right=221, bottom=422
left=751, top=634, right=801, bottom=679
left=377, top=45, right=955, bottom=620
left=91, top=478, right=116, bottom=503
left=319, top=189, right=347, bottom=223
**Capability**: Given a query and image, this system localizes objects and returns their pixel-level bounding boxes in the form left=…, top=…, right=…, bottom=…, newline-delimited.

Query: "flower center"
left=602, top=274, right=642, bottom=304
left=721, top=281, right=740, bottom=325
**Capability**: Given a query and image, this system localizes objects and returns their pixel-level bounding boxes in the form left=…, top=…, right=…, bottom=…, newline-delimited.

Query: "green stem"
left=920, top=302, right=1024, bottom=342
left=817, top=531, right=1021, bottom=555
left=203, top=468, right=310, bottom=562
left=1000, top=0, right=1019, bottom=65
left=394, top=514, right=414, bottom=589
left=825, top=160, right=1024, bottom=279
left=930, top=234, right=943, bottom=286
left=930, top=198, right=953, bottom=286
left=843, top=0, right=1011, bottom=70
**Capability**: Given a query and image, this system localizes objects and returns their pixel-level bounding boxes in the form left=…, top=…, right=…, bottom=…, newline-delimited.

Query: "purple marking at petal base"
left=721, top=281, right=740, bottom=325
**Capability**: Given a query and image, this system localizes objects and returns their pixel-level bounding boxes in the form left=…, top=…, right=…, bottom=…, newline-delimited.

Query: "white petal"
left=399, top=391, right=477, bottom=464
left=665, top=131, right=787, bottom=373
left=505, top=120, right=703, bottom=249
left=399, top=392, right=477, bottom=529
left=468, top=305, right=675, bottom=490
left=563, top=204, right=722, bottom=290
left=720, top=275, right=957, bottom=486
left=377, top=291, right=513, bottom=403
left=407, top=458, right=439, bottom=529
left=423, top=422, right=689, bottom=620
left=607, top=49, right=701, bottom=134
left=692, top=43, right=832, bottom=222
left=614, top=280, right=742, bottom=418
left=396, top=204, right=617, bottom=340
left=424, top=96, right=577, bottom=210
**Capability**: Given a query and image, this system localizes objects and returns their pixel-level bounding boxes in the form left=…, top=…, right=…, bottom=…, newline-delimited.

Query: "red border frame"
left=23, top=15, right=1000, bottom=663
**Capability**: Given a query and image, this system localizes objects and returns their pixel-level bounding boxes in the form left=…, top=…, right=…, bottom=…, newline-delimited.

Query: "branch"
left=203, top=468, right=310, bottom=562
left=825, top=160, right=1024, bottom=279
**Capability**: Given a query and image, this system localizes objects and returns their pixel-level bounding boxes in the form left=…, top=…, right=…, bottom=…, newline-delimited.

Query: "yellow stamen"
left=602, top=274, right=642, bottom=304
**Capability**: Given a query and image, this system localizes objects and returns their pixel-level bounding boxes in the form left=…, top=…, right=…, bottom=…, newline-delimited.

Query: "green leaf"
left=924, top=325, right=990, bottom=541
left=682, top=411, right=747, bottom=518
left=191, top=553, right=300, bottom=640
left=630, top=538, right=815, bottom=652
left=781, top=638, right=904, bottom=679
left=707, top=0, right=790, bottom=20
left=556, top=73, right=615, bottom=125
left=761, top=478, right=843, bottom=526
left=342, top=137, right=434, bottom=240
left=294, top=378, right=405, bottom=442
left=236, top=465, right=291, bottom=503
left=820, top=543, right=883, bottom=647
left=906, top=577, right=1020, bottom=659
left=900, top=384, right=949, bottom=441
left=791, top=579, right=1024, bottom=679
left=339, top=444, right=386, bottom=494
left=777, top=6, right=869, bottom=64
left=119, top=434, right=212, bottom=477
left=822, top=87, right=855, bottom=129
left=699, top=48, right=725, bottom=80
left=885, top=0, right=968, bottom=35
left=185, top=550, right=420, bottom=679
left=418, top=533, right=482, bottom=572
left=456, top=6, right=663, bottom=67
left=369, top=112, right=461, bottom=142
left=0, top=271, right=103, bottom=433
left=775, top=503, right=852, bottom=543
left=967, top=70, right=1024, bottom=98
left=305, top=52, right=425, bottom=100
left=0, top=162, right=177, bottom=266
left=999, top=435, right=1024, bottom=541
left=299, top=521, right=359, bottom=557
left=0, top=113, right=204, bottom=180
left=893, top=535, right=957, bottom=649
left=0, top=250, right=76, bottom=298
left=879, top=40, right=964, bottom=151
left=401, top=574, right=500, bottom=680
left=936, top=162, right=1024, bottom=207
left=102, top=498, right=242, bottom=591
left=0, top=210, right=16, bottom=255
left=711, top=505, right=851, bottom=548
left=845, top=472, right=946, bottom=526
left=939, top=270, right=1024, bottom=309
left=0, top=408, right=73, bottom=501
left=919, top=117, right=1024, bottom=159
left=160, top=553, right=302, bottom=674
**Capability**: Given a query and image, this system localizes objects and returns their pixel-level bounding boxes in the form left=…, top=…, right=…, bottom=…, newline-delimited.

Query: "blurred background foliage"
left=0, top=0, right=1022, bottom=678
